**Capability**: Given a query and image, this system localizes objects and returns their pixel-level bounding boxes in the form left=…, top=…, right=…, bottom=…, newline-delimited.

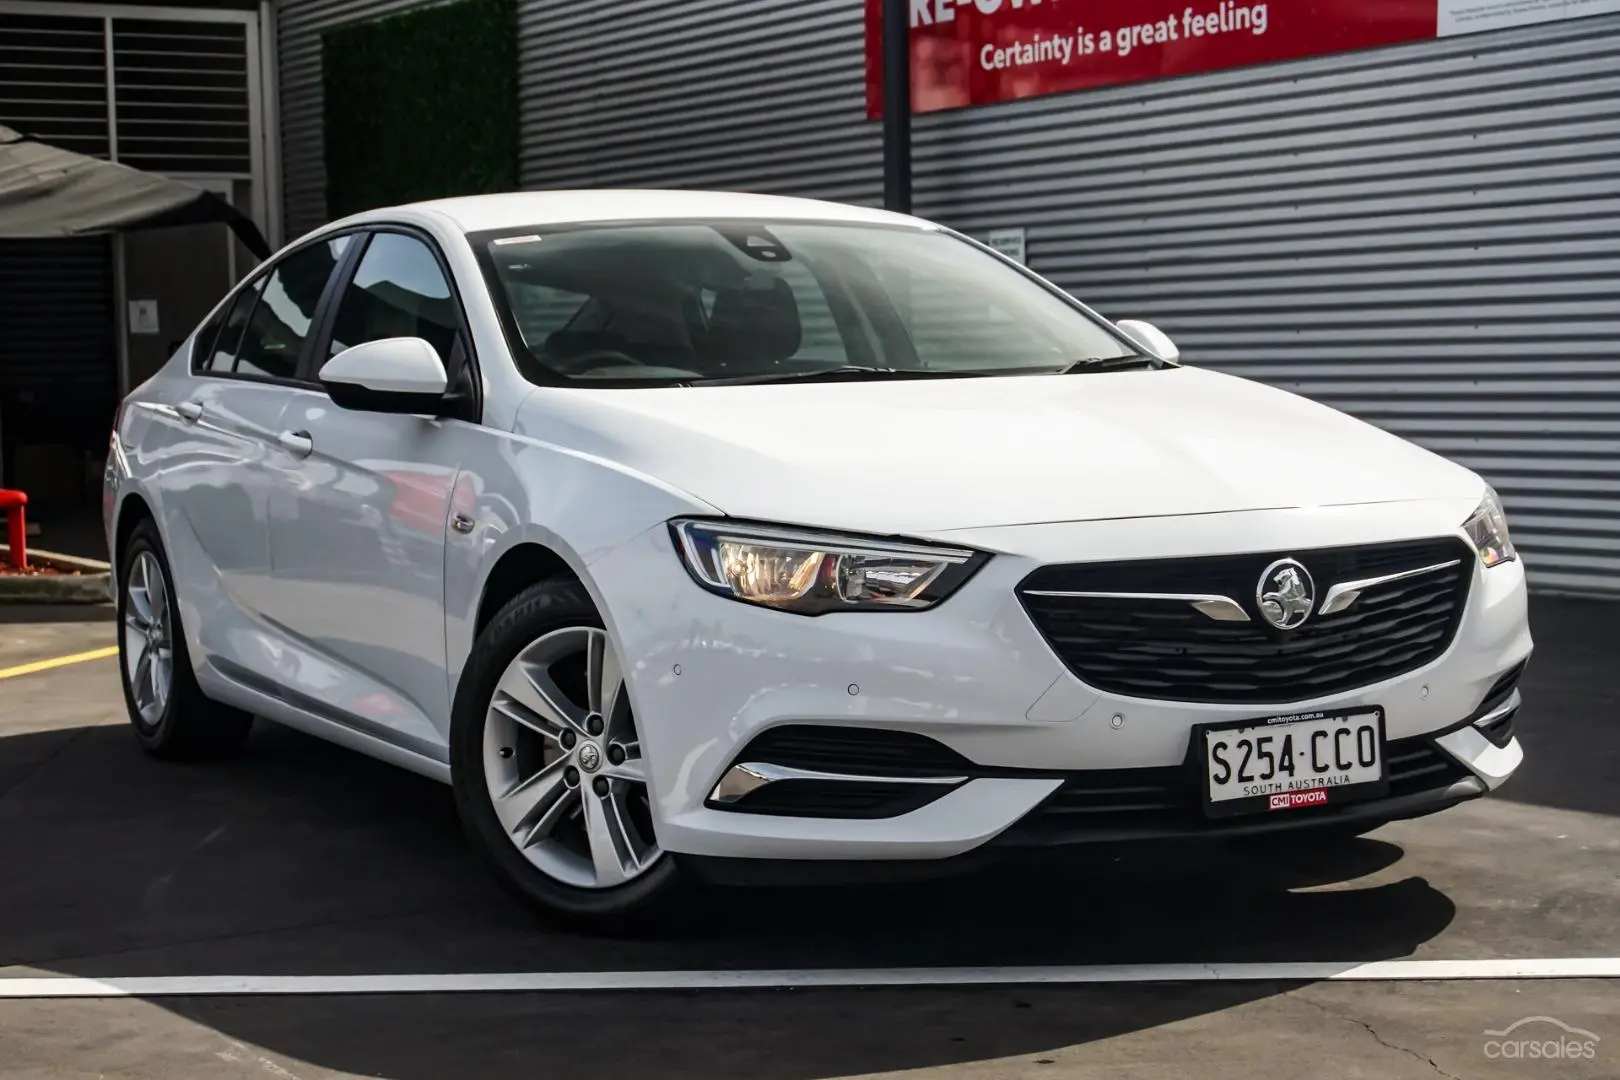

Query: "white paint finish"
left=582, top=511, right=1530, bottom=845
left=258, top=387, right=468, bottom=751
left=132, top=382, right=290, bottom=686
left=188, top=662, right=453, bottom=781
left=107, top=190, right=1533, bottom=878
left=1114, top=318, right=1180, bottom=363
left=514, top=366, right=1485, bottom=538
left=659, top=778, right=1063, bottom=861
left=439, top=430, right=723, bottom=700
left=395, top=189, right=928, bottom=235
left=1437, top=725, right=1526, bottom=789
left=581, top=524, right=1083, bottom=829
left=933, top=498, right=1490, bottom=562
left=5, top=958, right=1619, bottom=998
left=318, top=336, right=447, bottom=395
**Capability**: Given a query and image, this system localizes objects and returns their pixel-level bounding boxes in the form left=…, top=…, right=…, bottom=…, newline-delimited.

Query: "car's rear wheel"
left=118, top=519, right=253, bottom=758
left=451, top=578, right=682, bottom=928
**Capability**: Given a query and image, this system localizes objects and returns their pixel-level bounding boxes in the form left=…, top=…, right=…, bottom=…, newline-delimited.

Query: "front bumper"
left=586, top=498, right=1531, bottom=864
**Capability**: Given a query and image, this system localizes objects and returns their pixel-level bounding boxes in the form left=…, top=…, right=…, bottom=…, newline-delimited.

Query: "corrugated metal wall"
left=910, top=16, right=1620, bottom=597
left=275, top=0, right=428, bottom=238
left=515, top=0, right=878, bottom=202
left=275, top=0, right=1619, bottom=596
left=281, top=0, right=879, bottom=234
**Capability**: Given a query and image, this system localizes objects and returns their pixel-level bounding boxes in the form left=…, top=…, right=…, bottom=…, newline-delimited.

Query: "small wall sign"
left=987, top=227, right=1026, bottom=265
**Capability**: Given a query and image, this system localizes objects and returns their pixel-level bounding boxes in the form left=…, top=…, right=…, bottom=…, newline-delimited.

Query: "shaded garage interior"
left=0, top=2, right=275, bottom=513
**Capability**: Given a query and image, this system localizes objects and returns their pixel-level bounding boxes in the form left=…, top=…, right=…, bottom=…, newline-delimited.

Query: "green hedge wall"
left=321, top=0, right=518, bottom=221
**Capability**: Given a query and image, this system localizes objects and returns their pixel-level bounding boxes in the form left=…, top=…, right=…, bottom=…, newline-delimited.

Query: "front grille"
left=1018, top=538, right=1473, bottom=704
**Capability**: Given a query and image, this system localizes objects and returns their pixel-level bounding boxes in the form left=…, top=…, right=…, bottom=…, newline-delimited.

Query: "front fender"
left=442, top=429, right=722, bottom=697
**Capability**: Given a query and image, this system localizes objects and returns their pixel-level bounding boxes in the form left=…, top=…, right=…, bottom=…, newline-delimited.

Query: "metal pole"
left=882, top=0, right=911, bottom=214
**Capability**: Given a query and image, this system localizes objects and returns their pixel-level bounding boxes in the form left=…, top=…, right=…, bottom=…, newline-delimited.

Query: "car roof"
left=333, top=189, right=937, bottom=235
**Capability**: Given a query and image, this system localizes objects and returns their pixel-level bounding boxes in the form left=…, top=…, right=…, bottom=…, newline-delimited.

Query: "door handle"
left=175, top=401, right=203, bottom=422
left=277, top=429, right=314, bottom=458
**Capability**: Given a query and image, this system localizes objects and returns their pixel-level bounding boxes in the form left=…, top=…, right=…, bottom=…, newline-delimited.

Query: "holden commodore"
left=104, top=190, right=1530, bottom=925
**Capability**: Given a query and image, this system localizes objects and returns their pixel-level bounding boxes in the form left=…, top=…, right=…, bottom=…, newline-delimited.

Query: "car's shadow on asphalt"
left=143, top=981, right=1312, bottom=1080
left=0, top=718, right=1460, bottom=1079
left=0, top=601, right=1608, bottom=1076
left=0, top=719, right=1453, bottom=976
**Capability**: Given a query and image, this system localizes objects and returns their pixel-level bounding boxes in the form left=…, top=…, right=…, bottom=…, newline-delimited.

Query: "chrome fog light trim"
left=708, top=761, right=968, bottom=805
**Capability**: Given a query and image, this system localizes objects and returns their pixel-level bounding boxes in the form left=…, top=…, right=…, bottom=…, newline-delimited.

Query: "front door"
left=262, top=229, right=472, bottom=753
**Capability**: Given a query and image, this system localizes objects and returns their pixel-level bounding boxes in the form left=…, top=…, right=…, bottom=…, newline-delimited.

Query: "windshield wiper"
left=689, top=365, right=987, bottom=387
left=1054, top=354, right=1162, bottom=373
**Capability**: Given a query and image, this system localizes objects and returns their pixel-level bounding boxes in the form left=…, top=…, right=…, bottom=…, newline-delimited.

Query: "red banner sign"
left=866, top=0, right=1619, bottom=117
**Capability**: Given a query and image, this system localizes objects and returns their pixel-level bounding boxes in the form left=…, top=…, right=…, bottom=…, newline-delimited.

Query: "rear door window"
left=231, top=236, right=353, bottom=380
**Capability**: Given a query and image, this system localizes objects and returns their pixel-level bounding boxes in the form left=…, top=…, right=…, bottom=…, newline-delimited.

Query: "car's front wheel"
left=450, top=578, right=681, bottom=927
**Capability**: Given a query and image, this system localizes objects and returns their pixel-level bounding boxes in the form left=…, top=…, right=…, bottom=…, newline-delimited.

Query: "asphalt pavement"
left=0, top=595, right=1616, bottom=1079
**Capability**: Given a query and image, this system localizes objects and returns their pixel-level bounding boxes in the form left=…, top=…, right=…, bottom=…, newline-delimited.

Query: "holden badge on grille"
left=1257, top=559, right=1315, bottom=630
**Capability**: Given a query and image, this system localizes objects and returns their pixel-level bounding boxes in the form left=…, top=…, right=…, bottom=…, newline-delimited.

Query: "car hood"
left=517, top=366, right=1484, bottom=537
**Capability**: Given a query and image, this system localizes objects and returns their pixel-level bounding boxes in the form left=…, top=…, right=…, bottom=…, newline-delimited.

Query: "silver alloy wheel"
left=122, top=550, right=174, bottom=727
left=482, top=625, right=661, bottom=889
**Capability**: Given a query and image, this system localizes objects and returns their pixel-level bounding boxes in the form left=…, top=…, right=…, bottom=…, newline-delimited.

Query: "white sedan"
left=104, top=190, right=1530, bottom=925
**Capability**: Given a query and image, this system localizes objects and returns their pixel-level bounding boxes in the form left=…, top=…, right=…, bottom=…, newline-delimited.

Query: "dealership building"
left=1, top=0, right=1618, bottom=596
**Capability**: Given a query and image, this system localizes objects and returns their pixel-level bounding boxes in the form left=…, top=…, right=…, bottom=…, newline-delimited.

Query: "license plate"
left=1197, top=707, right=1388, bottom=819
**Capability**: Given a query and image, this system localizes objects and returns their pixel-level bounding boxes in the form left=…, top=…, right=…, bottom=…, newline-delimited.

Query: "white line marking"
left=1, top=959, right=1618, bottom=998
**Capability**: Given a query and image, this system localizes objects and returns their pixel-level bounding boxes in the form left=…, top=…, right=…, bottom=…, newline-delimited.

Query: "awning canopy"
left=0, top=125, right=270, bottom=258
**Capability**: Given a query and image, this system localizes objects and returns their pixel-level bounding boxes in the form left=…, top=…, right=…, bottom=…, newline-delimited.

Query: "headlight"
left=669, top=519, right=988, bottom=615
left=1462, top=487, right=1517, bottom=567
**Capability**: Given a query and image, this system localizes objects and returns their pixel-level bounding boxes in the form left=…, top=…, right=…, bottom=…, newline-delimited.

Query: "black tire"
left=450, top=576, right=687, bottom=930
left=117, top=518, right=254, bottom=759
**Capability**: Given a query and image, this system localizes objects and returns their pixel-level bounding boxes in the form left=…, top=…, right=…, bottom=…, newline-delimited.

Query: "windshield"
left=471, top=220, right=1142, bottom=386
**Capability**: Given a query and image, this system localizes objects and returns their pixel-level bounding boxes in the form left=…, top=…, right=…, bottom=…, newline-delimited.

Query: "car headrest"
left=705, top=275, right=801, bottom=368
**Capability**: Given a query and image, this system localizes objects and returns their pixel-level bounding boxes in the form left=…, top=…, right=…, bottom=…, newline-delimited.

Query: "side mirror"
left=1114, top=319, right=1180, bottom=364
left=318, top=337, right=449, bottom=414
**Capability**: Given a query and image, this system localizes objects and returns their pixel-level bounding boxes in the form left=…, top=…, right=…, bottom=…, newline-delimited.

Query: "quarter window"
left=199, top=277, right=263, bottom=373
left=328, top=232, right=460, bottom=363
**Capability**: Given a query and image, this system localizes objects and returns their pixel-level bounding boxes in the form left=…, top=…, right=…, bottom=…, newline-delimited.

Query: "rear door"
left=147, top=233, right=356, bottom=685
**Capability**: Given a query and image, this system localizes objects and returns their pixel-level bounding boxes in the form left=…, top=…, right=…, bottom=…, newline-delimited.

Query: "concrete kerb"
left=0, top=549, right=113, bottom=605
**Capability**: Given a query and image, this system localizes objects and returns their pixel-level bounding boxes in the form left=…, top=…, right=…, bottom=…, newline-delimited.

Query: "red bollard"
left=0, top=489, right=27, bottom=570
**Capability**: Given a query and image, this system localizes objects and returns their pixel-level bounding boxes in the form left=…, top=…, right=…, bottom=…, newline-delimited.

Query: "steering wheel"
left=552, top=349, right=649, bottom=375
